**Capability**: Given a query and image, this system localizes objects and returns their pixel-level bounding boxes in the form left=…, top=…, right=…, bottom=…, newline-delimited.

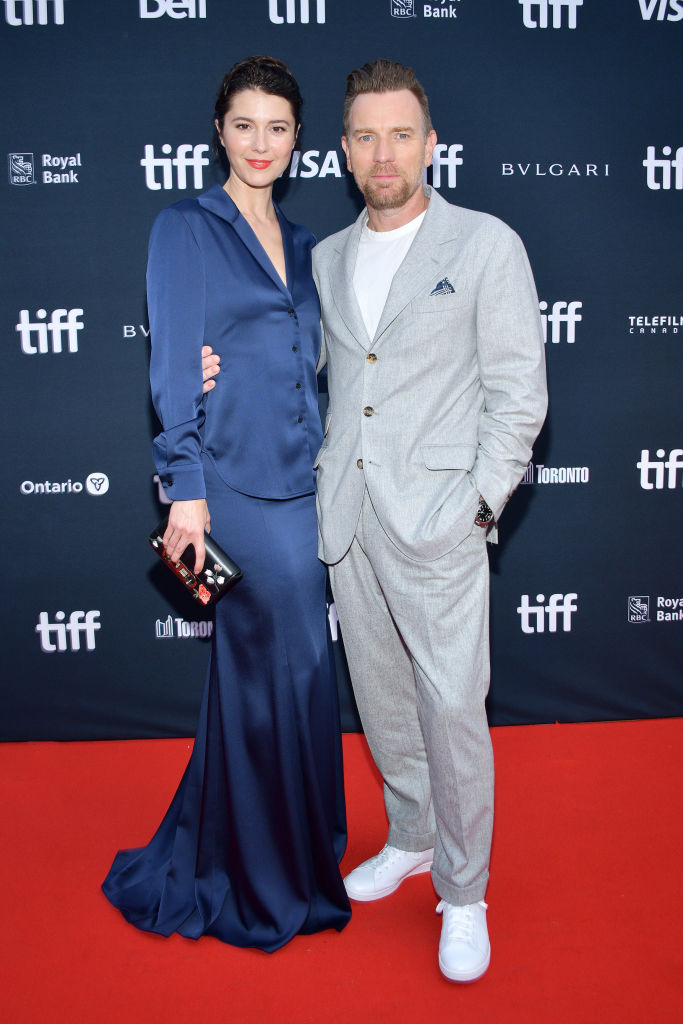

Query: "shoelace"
left=437, top=900, right=486, bottom=942
left=373, top=845, right=402, bottom=873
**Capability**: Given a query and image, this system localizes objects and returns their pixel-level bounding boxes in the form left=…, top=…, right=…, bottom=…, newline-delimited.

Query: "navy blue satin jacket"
left=149, top=184, right=323, bottom=502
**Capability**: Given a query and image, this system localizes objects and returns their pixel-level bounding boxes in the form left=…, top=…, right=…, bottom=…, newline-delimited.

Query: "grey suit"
left=313, top=186, right=547, bottom=904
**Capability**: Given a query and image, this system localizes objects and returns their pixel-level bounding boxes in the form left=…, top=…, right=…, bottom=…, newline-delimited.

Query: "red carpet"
left=1, top=720, right=681, bottom=1023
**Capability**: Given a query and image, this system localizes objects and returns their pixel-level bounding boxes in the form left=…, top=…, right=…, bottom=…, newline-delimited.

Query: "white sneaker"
left=343, top=844, right=434, bottom=901
left=436, top=899, right=491, bottom=982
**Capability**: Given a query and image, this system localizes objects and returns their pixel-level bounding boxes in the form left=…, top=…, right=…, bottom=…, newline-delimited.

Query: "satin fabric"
left=103, top=458, right=350, bottom=950
left=103, top=188, right=350, bottom=950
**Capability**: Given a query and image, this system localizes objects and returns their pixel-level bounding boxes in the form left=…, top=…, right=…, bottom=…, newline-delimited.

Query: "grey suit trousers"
left=330, top=488, right=494, bottom=906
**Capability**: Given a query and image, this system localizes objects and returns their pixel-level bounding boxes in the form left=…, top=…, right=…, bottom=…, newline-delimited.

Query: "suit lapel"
left=373, top=187, right=461, bottom=344
left=329, top=209, right=373, bottom=351
left=198, top=185, right=292, bottom=299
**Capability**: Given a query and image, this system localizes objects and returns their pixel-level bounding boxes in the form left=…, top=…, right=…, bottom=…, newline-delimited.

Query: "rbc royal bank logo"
left=519, top=0, right=583, bottom=28
left=8, top=153, right=34, bottom=185
left=3, top=0, right=64, bottom=24
left=391, top=0, right=416, bottom=16
left=628, top=596, right=650, bottom=623
left=141, top=144, right=210, bottom=190
left=269, top=0, right=325, bottom=23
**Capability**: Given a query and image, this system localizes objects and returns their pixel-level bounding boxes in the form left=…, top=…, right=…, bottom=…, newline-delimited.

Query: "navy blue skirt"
left=102, top=455, right=351, bottom=951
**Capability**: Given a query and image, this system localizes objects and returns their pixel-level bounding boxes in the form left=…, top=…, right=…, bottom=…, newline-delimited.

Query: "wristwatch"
left=474, top=496, right=494, bottom=528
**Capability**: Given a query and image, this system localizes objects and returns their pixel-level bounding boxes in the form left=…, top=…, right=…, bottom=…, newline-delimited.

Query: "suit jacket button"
left=366, top=353, right=377, bottom=362
left=363, top=406, right=374, bottom=417
left=357, top=458, right=363, bottom=469
left=296, top=381, right=302, bottom=389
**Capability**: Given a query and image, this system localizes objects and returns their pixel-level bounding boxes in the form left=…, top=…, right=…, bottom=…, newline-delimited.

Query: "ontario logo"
left=20, top=472, right=110, bottom=497
left=8, top=153, right=35, bottom=185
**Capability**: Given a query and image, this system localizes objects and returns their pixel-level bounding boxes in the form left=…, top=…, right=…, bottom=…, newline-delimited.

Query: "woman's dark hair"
left=214, top=55, right=303, bottom=137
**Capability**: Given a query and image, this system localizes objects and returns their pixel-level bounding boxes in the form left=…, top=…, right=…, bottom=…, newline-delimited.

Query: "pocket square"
left=430, top=277, right=455, bottom=296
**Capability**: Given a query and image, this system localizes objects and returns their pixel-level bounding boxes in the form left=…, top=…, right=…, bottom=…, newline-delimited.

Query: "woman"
left=102, top=57, right=351, bottom=951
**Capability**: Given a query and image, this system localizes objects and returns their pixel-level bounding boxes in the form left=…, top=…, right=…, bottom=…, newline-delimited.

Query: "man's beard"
left=361, top=165, right=422, bottom=211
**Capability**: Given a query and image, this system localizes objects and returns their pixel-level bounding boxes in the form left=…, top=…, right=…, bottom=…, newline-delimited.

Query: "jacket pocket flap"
left=422, top=444, right=476, bottom=470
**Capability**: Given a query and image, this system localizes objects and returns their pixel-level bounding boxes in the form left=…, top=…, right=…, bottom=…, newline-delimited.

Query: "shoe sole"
left=344, top=859, right=433, bottom=902
left=438, top=949, right=491, bottom=983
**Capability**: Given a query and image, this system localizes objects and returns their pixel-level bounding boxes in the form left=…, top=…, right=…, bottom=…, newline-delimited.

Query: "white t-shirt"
left=353, top=211, right=426, bottom=339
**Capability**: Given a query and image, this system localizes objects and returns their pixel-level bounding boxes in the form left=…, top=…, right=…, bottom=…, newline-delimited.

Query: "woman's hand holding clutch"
left=163, top=499, right=211, bottom=573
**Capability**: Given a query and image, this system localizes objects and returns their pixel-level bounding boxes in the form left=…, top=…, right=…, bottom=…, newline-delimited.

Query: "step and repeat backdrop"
left=2, top=1, right=681, bottom=741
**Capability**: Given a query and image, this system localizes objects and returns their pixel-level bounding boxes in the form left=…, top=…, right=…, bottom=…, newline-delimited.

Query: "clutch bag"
left=149, top=516, right=243, bottom=605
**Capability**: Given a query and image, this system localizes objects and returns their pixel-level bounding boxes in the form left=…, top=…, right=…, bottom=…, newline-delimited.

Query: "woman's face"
left=216, top=88, right=298, bottom=190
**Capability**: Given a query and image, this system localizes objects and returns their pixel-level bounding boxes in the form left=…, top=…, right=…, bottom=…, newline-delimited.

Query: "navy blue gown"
left=102, top=186, right=351, bottom=951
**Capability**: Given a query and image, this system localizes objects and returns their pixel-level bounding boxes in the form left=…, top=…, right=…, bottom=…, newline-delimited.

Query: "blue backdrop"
left=2, top=0, right=681, bottom=740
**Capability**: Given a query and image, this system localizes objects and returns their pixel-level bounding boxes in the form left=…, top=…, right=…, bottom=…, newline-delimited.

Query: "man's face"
left=342, top=89, right=437, bottom=212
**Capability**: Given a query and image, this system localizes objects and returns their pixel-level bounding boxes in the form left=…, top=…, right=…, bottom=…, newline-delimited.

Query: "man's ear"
left=341, top=136, right=352, bottom=173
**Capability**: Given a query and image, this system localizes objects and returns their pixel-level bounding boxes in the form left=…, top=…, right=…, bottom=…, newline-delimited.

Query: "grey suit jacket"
left=312, top=186, right=548, bottom=565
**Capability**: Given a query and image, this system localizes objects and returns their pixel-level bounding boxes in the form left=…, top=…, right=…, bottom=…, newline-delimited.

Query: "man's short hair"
left=343, top=58, right=433, bottom=137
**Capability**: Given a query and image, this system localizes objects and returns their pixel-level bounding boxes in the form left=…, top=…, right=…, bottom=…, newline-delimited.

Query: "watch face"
left=476, top=501, right=494, bottom=524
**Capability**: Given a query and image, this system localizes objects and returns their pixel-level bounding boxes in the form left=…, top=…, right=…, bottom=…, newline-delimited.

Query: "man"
left=204, top=59, right=547, bottom=981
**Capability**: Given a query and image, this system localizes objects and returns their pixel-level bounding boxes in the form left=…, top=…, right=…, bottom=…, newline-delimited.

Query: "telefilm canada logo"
left=16, top=308, right=84, bottom=354
left=3, top=0, right=64, bottom=25
left=517, top=593, right=578, bottom=633
left=269, top=0, right=325, bottom=22
left=519, top=0, right=583, bottom=29
left=8, top=151, right=82, bottom=186
left=637, top=0, right=683, bottom=21
left=20, top=472, right=110, bottom=497
left=35, top=610, right=101, bottom=653
left=628, top=314, right=681, bottom=335
left=139, top=0, right=206, bottom=18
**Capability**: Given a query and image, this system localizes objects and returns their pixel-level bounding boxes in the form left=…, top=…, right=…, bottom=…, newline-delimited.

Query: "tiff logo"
left=643, top=146, right=683, bottom=190
left=519, top=0, right=583, bottom=28
left=638, top=0, right=683, bottom=20
left=269, top=0, right=325, bottom=23
left=428, top=144, right=463, bottom=189
left=539, top=300, right=582, bottom=344
left=16, top=308, right=84, bottom=354
left=36, top=610, right=101, bottom=652
left=140, top=0, right=206, bottom=16
left=141, top=144, right=209, bottom=190
left=518, top=593, right=578, bottom=633
left=3, top=0, right=64, bottom=24
left=637, top=449, right=683, bottom=489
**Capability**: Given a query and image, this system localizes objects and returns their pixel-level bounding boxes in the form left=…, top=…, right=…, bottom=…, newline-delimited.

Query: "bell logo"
left=139, top=0, right=206, bottom=17
left=518, top=593, right=578, bottom=633
left=637, top=449, right=683, bottom=489
left=643, top=147, right=683, bottom=191
left=268, top=0, right=325, bottom=23
left=140, top=144, right=210, bottom=191
left=35, top=610, right=101, bottom=653
left=519, top=0, right=583, bottom=29
left=16, top=308, right=84, bottom=354
left=3, top=0, right=64, bottom=25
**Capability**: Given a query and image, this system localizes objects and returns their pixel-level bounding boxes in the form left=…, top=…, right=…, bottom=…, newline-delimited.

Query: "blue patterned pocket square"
left=430, top=277, right=455, bottom=296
